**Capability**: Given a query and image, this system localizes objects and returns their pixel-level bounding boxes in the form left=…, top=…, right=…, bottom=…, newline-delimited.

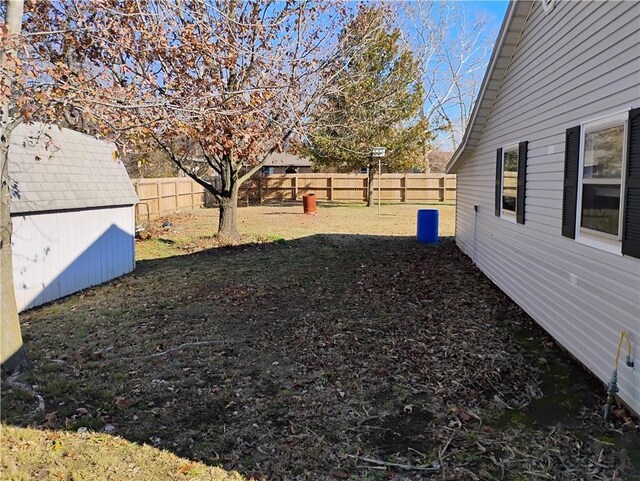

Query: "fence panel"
left=258, top=173, right=456, bottom=203
left=133, top=173, right=456, bottom=221
left=331, top=175, right=368, bottom=201
left=133, top=177, right=206, bottom=220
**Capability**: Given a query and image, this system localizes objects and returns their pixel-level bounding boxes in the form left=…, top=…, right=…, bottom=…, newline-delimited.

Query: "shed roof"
left=9, top=123, right=138, bottom=215
left=447, top=0, right=534, bottom=174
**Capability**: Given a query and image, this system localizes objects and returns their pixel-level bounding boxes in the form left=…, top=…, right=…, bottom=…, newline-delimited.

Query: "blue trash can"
left=417, top=209, right=439, bottom=243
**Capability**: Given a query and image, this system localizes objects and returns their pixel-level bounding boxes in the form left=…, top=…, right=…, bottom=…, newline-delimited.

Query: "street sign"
left=371, top=147, right=386, bottom=157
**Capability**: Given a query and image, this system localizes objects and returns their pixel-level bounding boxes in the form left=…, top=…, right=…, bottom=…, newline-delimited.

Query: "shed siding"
left=11, top=206, right=136, bottom=311
left=455, top=1, right=640, bottom=413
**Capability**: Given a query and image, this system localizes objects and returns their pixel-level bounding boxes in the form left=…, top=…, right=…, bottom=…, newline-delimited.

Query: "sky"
left=399, top=0, right=510, bottom=149
left=463, top=1, right=509, bottom=23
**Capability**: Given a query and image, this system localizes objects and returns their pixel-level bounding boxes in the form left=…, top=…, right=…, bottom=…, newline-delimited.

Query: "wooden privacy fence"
left=133, top=173, right=456, bottom=220
left=132, top=177, right=208, bottom=221
left=240, top=173, right=456, bottom=204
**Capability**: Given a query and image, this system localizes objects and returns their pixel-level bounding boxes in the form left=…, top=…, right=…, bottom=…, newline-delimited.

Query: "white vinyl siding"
left=455, top=0, right=640, bottom=414
left=11, top=206, right=136, bottom=312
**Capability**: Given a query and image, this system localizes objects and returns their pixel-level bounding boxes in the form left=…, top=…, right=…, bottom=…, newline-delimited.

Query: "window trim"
left=575, top=111, right=628, bottom=255
left=500, top=143, right=519, bottom=222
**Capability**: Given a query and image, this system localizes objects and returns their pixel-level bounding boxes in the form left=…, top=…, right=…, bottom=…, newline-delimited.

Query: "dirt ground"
left=2, top=204, right=638, bottom=480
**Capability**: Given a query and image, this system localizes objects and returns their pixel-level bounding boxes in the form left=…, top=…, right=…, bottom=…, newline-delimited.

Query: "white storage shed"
left=9, top=123, right=138, bottom=311
left=447, top=1, right=639, bottom=414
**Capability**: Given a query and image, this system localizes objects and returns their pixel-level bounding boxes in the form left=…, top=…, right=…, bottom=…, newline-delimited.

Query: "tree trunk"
left=1, top=127, right=28, bottom=374
left=366, top=162, right=375, bottom=207
left=218, top=185, right=239, bottom=240
left=1, top=0, right=29, bottom=375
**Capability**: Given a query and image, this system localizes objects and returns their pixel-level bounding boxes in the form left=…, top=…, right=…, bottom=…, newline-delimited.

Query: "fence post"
left=174, top=179, right=179, bottom=212
left=441, top=176, right=446, bottom=202
left=259, top=176, right=263, bottom=204
left=328, top=176, right=333, bottom=201
left=364, top=175, right=368, bottom=203
left=133, top=180, right=139, bottom=218
left=293, top=175, right=298, bottom=201
left=154, top=181, right=160, bottom=215
left=159, top=180, right=165, bottom=216
left=401, top=175, right=407, bottom=203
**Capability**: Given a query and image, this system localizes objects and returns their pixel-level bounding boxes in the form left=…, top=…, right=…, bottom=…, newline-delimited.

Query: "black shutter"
left=562, top=126, right=581, bottom=238
left=622, top=107, right=640, bottom=259
left=495, top=148, right=503, bottom=217
left=516, top=141, right=528, bottom=224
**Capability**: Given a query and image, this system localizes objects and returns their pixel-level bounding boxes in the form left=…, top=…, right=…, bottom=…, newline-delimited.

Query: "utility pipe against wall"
left=604, top=330, right=634, bottom=421
left=472, top=205, right=478, bottom=264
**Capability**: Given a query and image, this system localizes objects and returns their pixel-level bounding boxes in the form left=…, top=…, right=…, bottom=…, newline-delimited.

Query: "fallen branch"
left=3, top=372, right=45, bottom=420
left=439, top=431, right=456, bottom=475
left=347, top=454, right=441, bottom=472
left=356, top=465, right=387, bottom=471
left=119, top=341, right=227, bottom=361
left=522, top=471, right=554, bottom=479
left=357, top=415, right=381, bottom=426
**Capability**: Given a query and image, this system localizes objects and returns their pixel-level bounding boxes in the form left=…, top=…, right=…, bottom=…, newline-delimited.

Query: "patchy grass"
left=135, top=203, right=455, bottom=260
left=0, top=424, right=244, bottom=481
left=3, top=204, right=638, bottom=480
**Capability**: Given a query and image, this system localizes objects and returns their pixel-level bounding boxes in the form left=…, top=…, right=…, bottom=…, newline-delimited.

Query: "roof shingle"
left=9, top=123, right=138, bottom=214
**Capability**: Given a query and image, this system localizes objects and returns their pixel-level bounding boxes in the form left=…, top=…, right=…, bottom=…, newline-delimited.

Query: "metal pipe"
left=604, top=330, right=634, bottom=421
left=378, top=156, right=381, bottom=218
left=604, top=370, right=619, bottom=422
left=136, top=202, right=151, bottom=226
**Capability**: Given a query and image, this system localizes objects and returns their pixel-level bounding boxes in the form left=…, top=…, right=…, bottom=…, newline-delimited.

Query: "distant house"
left=262, top=153, right=313, bottom=175
left=447, top=1, right=639, bottom=414
left=9, top=123, right=138, bottom=311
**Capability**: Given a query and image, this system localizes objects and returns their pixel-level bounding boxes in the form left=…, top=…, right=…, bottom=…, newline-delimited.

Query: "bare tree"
left=1, top=1, right=362, bottom=368
left=22, top=0, right=355, bottom=240
left=400, top=1, right=494, bottom=151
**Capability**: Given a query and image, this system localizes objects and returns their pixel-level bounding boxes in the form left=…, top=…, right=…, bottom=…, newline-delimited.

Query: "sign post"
left=372, top=147, right=386, bottom=217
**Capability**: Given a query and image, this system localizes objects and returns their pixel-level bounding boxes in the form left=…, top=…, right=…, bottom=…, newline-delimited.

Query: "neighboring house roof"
left=264, top=153, right=312, bottom=168
left=9, top=122, right=138, bottom=215
left=447, top=0, right=534, bottom=174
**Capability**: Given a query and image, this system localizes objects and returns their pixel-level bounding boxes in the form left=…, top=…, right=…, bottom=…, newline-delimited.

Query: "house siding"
left=11, top=206, right=136, bottom=311
left=455, top=0, right=640, bottom=413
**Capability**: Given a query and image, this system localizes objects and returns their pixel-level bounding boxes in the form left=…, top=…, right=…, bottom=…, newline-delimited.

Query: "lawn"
left=2, top=203, right=638, bottom=480
left=135, top=203, right=456, bottom=260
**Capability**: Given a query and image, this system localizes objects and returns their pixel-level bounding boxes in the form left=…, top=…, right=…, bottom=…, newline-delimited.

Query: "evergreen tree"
left=304, top=6, right=431, bottom=206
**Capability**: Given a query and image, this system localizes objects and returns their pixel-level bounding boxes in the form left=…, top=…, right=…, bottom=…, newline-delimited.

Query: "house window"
left=577, top=114, right=627, bottom=244
left=501, top=146, right=519, bottom=219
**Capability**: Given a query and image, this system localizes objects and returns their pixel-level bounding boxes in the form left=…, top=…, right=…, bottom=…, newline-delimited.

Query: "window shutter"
left=495, top=148, right=502, bottom=216
left=562, top=126, right=581, bottom=238
left=516, top=141, right=528, bottom=224
left=622, top=107, right=640, bottom=259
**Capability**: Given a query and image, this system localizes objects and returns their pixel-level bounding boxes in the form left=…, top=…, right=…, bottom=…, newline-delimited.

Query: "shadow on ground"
left=3, top=235, right=638, bottom=480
